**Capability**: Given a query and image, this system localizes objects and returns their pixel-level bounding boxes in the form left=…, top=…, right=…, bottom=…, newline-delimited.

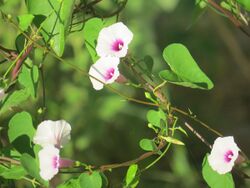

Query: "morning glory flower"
left=33, top=120, right=71, bottom=148
left=38, top=145, right=73, bottom=181
left=96, top=22, right=133, bottom=58
left=208, top=136, right=240, bottom=174
left=88, top=56, right=120, bottom=90
left=0, top=88, right=5, bottom=101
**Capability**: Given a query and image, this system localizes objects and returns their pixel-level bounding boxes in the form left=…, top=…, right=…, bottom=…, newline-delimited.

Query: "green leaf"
left=0, top=89, right=30, bottom=114
left=160, top=43, right=214, bottom=90
left=79, top=171, right=102, bottom=188
left=83, top=18, right=104, bottom=62
left=196, top=0, right=207, bottom=8
left=0, top=166, right=27, bottom=180
left=202, top=154, right=235, bottom=188
left=8, top=111, right=35, bottom=155
left=170, top=126, right=188, bottom=137
left=139, top=139, right=157, bottom=151
left=125, top=164, right=139, bottom=188
left=236, top=0, right=250, bottom=11
left=18, top=14, right=34, bottom=31
left=21, top=153, right=48, bottom=186
left=26, top=0, right=76, bottom=56
left=58, top=177, right=81, bottom=188
left=18, top=65, right=39, bottom=98
left=8, top=111, right=35, bottom=142
left=160, top=136, right=185, bottom=145
left=146, top=109, right=166, bottom=129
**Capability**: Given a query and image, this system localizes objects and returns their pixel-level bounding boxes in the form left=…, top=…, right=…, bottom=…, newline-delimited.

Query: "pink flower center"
left=104, top=68, right=115, bottom=81
left=112, top=39, right=124, bottom=52
left=224, top=150, right=234, bottom=163
left=52, top=156, right=59, bottom=169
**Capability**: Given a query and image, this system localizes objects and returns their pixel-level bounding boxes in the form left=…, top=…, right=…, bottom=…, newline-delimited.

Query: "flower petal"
left=88, top=57, right=120, bottom=90
left=208, top=136, right=240, bottom=174
left=96, top=22, right=133, bottom=58
left=33, top=120, right=71, bottom=148
left=38, top=145, right=60, bottom=181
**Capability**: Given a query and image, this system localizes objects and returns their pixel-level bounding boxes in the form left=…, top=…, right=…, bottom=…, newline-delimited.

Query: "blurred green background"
left=1, top=0, right=250, bottom=187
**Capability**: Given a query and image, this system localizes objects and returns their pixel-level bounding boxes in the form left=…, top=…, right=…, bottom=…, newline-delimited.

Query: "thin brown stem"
left=0, top=156, right=20, bottom=165
left=0, top=44, right=18, bottom=61
left=11, top=44, right=33, bottom=81
left=99, top=141, right=165, bottom=172
left=184, top=122, right=212, bottom=149
left=207, top=0, right=240, bottom=27
left=172, top=106, right=223, bottom=137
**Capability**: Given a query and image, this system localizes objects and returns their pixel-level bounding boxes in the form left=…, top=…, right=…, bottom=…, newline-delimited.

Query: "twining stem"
left=0, top=45, right=18, bottom=61
left=206, top=0, right=240, bottom=27
left=11, top=44, right=33, bottom=80
left=184, top=122, right=212, bottom=149
left=3, top=42, right=32, bottom=80
left=99, top=142, right=165, bottom=172
left=171, top=107, right=223, bottom=137
left=142, top=142, right=172, bottom=172
left=0, top=156, right=20, bottom=165
left=206, top=0, right=250, bottom=36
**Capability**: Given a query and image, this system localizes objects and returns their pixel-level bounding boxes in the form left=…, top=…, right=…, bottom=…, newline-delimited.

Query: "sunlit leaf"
left=160, top=43, right=214, bottom=90
left=8, top=111, right=35, bottom=155
left=21, top=153, right=48, bottom=186
left=202, top=154, right=235, bottom=188
left=83, top=18, right=104, bottom=62
left=79, top=171, right=102, bottom=188
left=26, top=0, right=76, bottom=56
left=58, top=177, right=81, bottom=188
left=124, top=164, right=139, bottom=188
left=146, top=109, right=166, bottom=129
left=8, top=111, right=35, bottom=142
left=0, top=89, right=30, bottom=114
left=160, top=136, right=185, bottom=145
left=18, top=14, right=34, bottom=31
left=0, top=165, right=27, bottom=180
left=236, top=0, right=250, bottom=11
left=139, top=138, right=157, bottom=151
left=18, top=65, right=39, bottom=98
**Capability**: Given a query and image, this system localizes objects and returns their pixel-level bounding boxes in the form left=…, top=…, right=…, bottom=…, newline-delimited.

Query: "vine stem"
left=206, top=0, right=240, bottom=27
left=171, top=106, right=223, bottom=137
left=98, top=142, right=165, bottom=172
left=11, top=44, right=33, bottom=80
left=206, top=0, right=250, bottom=36
left=0, top=156, right=20, bottom=165
left=3, top=42, right=32, bottom=80
left=59, top=141, right=166, bottom=174
left=142, top=142, right=172, bottom=172
left=184, top=122, right=212, bottom=149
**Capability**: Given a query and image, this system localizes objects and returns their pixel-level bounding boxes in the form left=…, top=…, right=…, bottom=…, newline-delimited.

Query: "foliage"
left=0, top=0, right=250, bottom=188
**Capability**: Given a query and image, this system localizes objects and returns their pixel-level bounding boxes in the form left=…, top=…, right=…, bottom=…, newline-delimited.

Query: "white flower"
left=38, top=145, right=60, bottom=181
left=88, top=57, right=120, bottom=90
left=208, top=136, right=240, bottom=174
left=38, top=145, right=73, bottom=181
left=0, top=89, right=5, bottom=101
left=33, top=120, right=71, bottom=148
left=96, top=22, right=133, bottom=58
